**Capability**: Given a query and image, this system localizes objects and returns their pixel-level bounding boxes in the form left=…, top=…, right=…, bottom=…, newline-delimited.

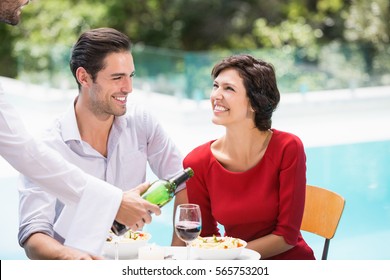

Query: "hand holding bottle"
left=114, top=182, right=161, bottom=232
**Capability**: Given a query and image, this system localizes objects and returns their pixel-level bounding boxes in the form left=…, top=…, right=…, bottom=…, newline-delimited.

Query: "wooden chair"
left=301, top=185, right=345, bottom=260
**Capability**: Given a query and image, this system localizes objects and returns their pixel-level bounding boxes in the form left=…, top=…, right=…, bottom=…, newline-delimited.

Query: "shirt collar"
left=59, top=98, right=128, bottom=143
left=59, top=99, right=82, bottom=143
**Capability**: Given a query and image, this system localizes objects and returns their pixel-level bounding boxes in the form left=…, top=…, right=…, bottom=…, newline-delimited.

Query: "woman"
left=183, top=54, right=315, bottom=259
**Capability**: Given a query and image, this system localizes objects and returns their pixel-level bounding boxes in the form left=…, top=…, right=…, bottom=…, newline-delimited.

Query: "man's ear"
left=75, top=67, right=91, bottom=88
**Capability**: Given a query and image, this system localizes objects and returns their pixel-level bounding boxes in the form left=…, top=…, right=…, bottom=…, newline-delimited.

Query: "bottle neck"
left=169, top=171, right=191, bottom=190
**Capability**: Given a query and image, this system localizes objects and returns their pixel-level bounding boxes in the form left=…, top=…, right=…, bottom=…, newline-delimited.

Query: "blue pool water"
left=303, top=140, right=390, bottom=259
left=307, top=140, right=390, bottom=236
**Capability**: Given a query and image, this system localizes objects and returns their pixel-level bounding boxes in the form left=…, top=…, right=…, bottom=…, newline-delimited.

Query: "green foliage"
left=0, top=25, right=17, bottom=77
left=0, top=0, right=389, bottom=93
left=6, top=0, right=108, bottom=85
left=344, top=0, right=389, bottom=44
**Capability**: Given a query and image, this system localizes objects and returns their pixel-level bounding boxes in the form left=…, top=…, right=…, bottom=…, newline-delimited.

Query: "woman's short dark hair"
left=211, top=54, right=280, bottom=131
left=70, top=28, right=131, bottom=89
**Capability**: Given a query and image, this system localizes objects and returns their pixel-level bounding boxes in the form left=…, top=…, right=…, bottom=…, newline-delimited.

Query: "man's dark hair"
left=70, top=28, right=131, bottom=89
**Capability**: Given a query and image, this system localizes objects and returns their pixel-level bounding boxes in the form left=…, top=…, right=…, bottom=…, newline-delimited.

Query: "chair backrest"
left=301, top=184, right=345, bottom=260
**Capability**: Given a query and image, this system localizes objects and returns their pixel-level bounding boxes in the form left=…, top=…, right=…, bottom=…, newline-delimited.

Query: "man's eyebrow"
left=110, top=71, right=135, bottom=77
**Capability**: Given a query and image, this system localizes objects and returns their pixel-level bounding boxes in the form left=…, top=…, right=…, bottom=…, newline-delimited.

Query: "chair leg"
left=322, top=239, right=330, bottom=260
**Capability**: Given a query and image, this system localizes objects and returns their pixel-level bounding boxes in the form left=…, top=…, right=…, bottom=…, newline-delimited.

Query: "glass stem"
left=186, top=242, right=190, bottom=260
left=115, top=241, right=119, bottom=260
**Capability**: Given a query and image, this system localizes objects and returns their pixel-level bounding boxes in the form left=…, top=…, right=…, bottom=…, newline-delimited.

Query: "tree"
left=1, top=0, right=388, bottom=90
left=7, top=0, right=108, bottom=84
left=343, top=0, right=390, bottom=75
left=0, top=25, right=17, bottom=77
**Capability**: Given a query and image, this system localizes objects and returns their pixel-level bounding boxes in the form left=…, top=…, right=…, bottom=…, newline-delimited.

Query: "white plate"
left=230, top=248, right=261, bottom=260
left=164, top=247, right=261, bottom=260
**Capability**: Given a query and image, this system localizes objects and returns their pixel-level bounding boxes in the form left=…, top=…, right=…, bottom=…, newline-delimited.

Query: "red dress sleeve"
left=272, top=133, right=307, bottom=245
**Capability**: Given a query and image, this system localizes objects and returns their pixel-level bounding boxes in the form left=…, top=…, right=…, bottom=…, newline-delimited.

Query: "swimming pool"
left=304, top=140, right=390, bottom=259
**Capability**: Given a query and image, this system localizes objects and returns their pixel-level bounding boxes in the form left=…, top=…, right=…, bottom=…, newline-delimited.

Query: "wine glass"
left=174, top=204, right=202, bottom=260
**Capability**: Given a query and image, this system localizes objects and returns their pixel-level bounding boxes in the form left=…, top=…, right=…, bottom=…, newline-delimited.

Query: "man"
left=1, top=0, right=160, bottom=258
left=18, top=27, right=187, bottom=259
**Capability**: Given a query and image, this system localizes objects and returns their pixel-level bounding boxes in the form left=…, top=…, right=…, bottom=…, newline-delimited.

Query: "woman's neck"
left=212, top=126, right=272, bottom=172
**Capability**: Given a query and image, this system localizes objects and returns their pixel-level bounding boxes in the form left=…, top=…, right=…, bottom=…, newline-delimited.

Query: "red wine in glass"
left=175, top=221, right=202, bottom=242
left=174, top=204, right=202, bottom=259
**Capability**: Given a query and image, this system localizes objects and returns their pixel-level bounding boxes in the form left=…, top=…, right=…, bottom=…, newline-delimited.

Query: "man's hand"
left=58, top=247, right=104, bottom=260
left=24, top=233, right=104, bottom=260
left=115, top=182, right=161, bottom=231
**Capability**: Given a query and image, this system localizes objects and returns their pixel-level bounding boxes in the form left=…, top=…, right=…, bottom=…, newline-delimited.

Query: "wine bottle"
left=111, top=167, right=194, bottom=236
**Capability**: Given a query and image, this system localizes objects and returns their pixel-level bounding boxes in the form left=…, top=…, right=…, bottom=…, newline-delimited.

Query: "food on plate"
left=103, top=230, right=152, bottom=259
left=190, top=236, right=248, bottom=260
left=106, top=230, right=150, bottom=242
left=191, top=235, right=246, bottom=249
